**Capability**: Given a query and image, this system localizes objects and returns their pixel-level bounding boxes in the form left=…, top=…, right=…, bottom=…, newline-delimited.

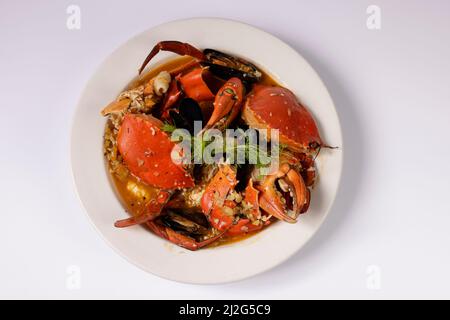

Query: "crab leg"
left=147, top=221, right=226, bottom=251
left=101, top=98, right=131, bottom=116
left=160, top=77, right=183, bottom=120
left=200, top=165, right=238, bottom=231
left=139, top=41, right=205, bottom=74
left=169, top=59, right=200, bottom=77
left=114, top=190, right=171, bottom=228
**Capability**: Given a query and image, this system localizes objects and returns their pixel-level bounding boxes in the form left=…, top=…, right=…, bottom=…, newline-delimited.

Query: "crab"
left=103, top=40, right=325, bottom=250
left=241, top=84, right=322, bottom=223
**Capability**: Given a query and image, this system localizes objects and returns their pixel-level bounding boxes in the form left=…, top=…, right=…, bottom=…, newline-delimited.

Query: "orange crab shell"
left=242, top=85, right=322, bottom=151
left=117, top=114, right=194, bottom=189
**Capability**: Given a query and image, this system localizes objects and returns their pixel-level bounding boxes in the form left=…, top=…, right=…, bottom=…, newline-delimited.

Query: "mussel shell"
left=201, top=62, right=255, bottom=89
left=202, top=49, right=262, bottom=84
left=179, top=98, right=203, bottom=123
left=170, top=110, right=190, bottom=132
left=170, top=98, right=204, bottom=134
left=160, top=211, right=210, bottom=240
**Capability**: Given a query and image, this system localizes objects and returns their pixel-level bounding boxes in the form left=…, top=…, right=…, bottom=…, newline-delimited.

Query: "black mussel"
left=201, top=63, right=254, bottom=90
left=179, top=98, right=203, bottom=124
left=178, top=210, right=210, bottom=228
left=202, top=49, right=262, bottom=84
left=170, top=98, right=204, bottom=134
left=160, top=211, right=210, bottom=240
left=170, top=110, right=191, bottom=132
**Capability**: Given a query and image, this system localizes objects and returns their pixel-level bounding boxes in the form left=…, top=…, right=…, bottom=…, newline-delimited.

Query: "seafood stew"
left=102, top=41, right=324, bottom=251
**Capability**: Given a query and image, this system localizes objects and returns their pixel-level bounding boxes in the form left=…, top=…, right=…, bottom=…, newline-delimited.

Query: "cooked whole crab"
left=102, top=41, right=324, bottom=250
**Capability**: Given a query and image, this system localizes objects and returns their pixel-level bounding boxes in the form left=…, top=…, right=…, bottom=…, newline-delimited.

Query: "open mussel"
left=202, top=49, right=262, bottom=87
left=160, top=211, right=211, bottom=241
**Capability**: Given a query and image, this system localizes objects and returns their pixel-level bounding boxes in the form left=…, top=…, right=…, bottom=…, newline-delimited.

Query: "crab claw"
left=139, top=41, right=205, bottom=74
left=178, top=67, right=222, bottom=102
left=200, top=165, right=238, bottom=231
left=203, top=77, right=244, bottom=130
left=162, top=67, right=224, bottom=118
left=257, top=162, right=308, bottom=223
left=117, top=113, right=194, bottom=189
left=226, top=179, right=267, bottom=237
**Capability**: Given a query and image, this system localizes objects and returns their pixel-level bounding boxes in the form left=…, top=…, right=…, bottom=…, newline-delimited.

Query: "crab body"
left=242, top=85, right=322, bottom=153
left=117, top=114, right=194, bottom=189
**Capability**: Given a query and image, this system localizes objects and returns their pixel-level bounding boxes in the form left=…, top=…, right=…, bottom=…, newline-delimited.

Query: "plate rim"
left=70, top=17, right=344, bottom=284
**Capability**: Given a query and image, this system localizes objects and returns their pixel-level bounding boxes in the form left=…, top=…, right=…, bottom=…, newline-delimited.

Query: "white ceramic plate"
left=71, top=18, right=343, bottom=284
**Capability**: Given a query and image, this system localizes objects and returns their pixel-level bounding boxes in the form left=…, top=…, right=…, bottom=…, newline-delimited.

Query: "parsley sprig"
left=162, top=123, right=286, bottom=168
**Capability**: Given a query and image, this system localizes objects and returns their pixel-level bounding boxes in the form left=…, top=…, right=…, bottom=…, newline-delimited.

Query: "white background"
left=1, top=0, right=449, bottom=299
